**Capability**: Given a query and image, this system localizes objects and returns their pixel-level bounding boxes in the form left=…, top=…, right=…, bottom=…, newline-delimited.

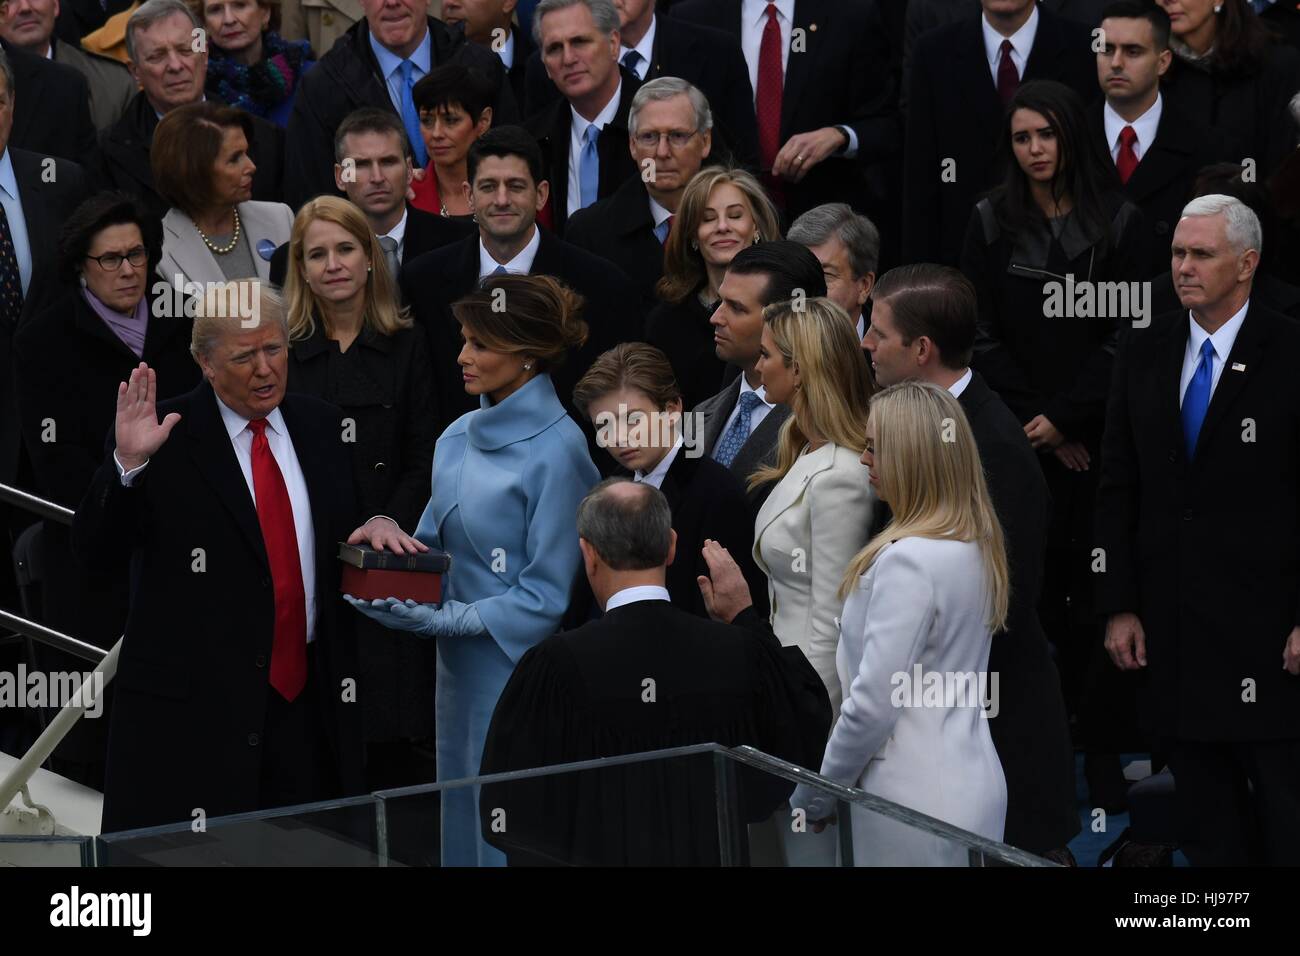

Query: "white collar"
left=1188, top=299, right=1250, bottom=362
left=604, top=584, right=672, bottom=612
left=215, top=392, right=288, bottom=442
left=737, top=372, right=774, bottom=409
left=982, top=5, right=1038, bottom=67
left=570, top=79, right=623, bottom=140
left=478, top=224, right=541, bottom=277
left=635, top=435, right=684, bottom=487
left=498, top=28, right=516, bottom=69
left=648, top=194, right=673, bottom=228
left=744, top=0, right=795, bottom=27
left=379, top=207, right=409, bottom=247
left=1103, top=92, right=1163, bottom=155
left=622, top=15, right=656, bottom=71
left=948, top=367, right=974, bottom=398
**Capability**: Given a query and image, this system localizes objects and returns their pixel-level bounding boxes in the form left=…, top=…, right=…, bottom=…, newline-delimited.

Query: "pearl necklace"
left=194, top=209, right=241, bottom=255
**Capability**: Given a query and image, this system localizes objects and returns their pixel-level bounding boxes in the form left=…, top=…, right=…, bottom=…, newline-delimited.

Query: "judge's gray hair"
left=576, top=478, right=672, bottom=571
left=126, top=0, right=201, bottom=63
left=628, top=78, right=713, bottom=137
left=1179, top=194, right=1262, bottom=257
left=189, top=281, right=290, bottom=360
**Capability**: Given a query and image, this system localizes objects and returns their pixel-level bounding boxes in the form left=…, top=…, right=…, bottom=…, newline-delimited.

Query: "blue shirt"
left=0, top=150, right=33, bottom=295
left=369, top=27, right=432, bottom=115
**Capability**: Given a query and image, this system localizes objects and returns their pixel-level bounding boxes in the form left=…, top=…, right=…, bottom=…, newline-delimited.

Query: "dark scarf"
left=206, top=31, right=312, bottom=118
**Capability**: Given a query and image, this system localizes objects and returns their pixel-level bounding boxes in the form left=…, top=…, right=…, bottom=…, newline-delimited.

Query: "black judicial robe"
left=478, top=598, right=831, bottom=865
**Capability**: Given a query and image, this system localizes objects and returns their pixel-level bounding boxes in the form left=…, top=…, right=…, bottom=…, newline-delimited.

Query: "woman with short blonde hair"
left=791, top=381, right=1011, bottom=865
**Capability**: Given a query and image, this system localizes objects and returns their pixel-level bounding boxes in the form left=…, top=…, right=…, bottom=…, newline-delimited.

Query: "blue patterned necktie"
left=0, top=202, right=24, bottom=327
left=398, top=60, right=429, bottom=168
left=1181, top=338, right=1215, bottom=457
left=621, top=49, right=644, bottom=79
left=714, top=390, right=763, bottom=467
left=579, top=124, right=601, bottom=209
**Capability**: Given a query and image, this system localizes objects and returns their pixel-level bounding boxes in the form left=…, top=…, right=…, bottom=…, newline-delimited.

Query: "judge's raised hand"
left=697, top=538, right=754, bottom=623
left=115, top=363, right=181, bottom=471
left=1105, top=612, right=1147, bottom=671
left=347, top=515, right=429, bottom=554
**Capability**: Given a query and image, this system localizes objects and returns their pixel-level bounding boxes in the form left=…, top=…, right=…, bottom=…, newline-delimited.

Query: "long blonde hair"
left=748, top=297, right=874, bottom=490
left=284, top=196, right=412, bottom=341
left=839, top=381, right=1010, bottom=632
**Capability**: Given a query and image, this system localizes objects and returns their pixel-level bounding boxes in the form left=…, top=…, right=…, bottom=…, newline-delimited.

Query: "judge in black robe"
left=478, top=479, right=831, bottom=866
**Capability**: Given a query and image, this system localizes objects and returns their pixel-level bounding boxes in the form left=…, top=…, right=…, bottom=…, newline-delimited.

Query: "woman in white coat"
left=151, top=102, right=293, bottom=290
left=748, top=297, right=875, bottom=866
left=790, top=381, right=1011, bottom=866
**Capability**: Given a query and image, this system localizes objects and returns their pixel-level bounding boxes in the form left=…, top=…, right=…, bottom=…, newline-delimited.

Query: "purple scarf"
left=83, top=288, right=148, bottom=358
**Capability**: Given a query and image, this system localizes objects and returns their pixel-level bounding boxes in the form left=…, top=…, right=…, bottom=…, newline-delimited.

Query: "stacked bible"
left=338, top=543, right=452, bottom=604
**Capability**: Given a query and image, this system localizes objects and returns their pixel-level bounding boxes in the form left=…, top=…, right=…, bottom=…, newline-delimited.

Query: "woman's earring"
left=367, top=263, right=373, bottom=272
left=690, top=240, right=699, bottom=251
left=78, top=274, right=87, bottom=289
left=753, top=235, right=762, bottom=245
left=1213, top=2, right=1221, bottom=9
left=523, top=362, right=532, bottom=371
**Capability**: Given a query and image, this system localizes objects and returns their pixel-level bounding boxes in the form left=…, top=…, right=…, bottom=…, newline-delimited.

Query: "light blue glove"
left=343, top=595, right=485, bottom=639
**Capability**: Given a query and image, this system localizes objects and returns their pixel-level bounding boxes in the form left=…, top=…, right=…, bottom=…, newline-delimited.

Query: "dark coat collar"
left=290, top=318, right=395, bottom=360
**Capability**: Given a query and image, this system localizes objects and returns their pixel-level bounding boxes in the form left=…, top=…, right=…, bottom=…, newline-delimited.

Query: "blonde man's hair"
left=189, top=280, right=288, bottom=360
left=839, top=381, right=1010, bottom=632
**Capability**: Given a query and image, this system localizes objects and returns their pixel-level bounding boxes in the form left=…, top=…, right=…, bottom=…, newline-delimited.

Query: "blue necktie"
left=1181, top=338, right=1215, bottom=457
left=714, top=390, right=763, bottom=468
left=654, top=218, right=671, bottom=244
left=491, top=264, right=509, bottom=276
left=398, top=60, right=428, bottom=168
left=579, top=124, right=601, bottom=209
left=622, top=49, right=644, bottom=79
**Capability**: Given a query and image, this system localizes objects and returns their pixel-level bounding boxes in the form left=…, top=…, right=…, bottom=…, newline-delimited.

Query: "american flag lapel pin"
left=1231, top=362, right=1246, bottom=372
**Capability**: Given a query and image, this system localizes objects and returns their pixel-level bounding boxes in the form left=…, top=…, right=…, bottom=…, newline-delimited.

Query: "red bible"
left=338, top=544, right=450, bottom=604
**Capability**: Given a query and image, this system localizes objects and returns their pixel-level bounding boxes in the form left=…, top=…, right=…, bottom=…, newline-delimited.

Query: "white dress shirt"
left=855, top=313, right=866, bottom=342
left=1180, top=301, right=1249, bottom=406
left=712, top=376, right=777, bottom=457
left=948, top=367, right=974, bottom=398
left=117, top=396, right=319, bottom=642
left=648, top=194, right=673, bottom=231
left=567, top=80, right=623, bottom=218
left=634, top=435, right=684, bottom=488
left=982, top=6, right=1038, bottom=86
left=478, top=225, right=541, bottom=277
left=620, top=15, right=656, bottom=80
left=1104, top=93, right=1162, bottom=165
left=605, top=584, right=672, bottom=612
left=497, top=28, right=516, bottom=70
left=378, top=207, right=409, bottom=266
left=0, top=150, right=33, bottom=295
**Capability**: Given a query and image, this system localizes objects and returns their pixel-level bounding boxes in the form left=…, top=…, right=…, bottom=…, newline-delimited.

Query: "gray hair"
left=1179, top=194, right=1263, bottom=257
left=0, top=50, right=14, bottom=102
left=788, top=203, right=882, bottom=279
left=532, top=0, right=620, bottom=48
left=576, top=478, right=672, bottom=570
left=189, top=282, right=290, bottom=360
left=628, top=77, right=713, bottom=137
left=126, top=0, right=201, bottom=63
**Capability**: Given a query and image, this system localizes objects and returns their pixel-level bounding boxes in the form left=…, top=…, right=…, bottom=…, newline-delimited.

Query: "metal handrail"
left=0, top=481, right=74, bottom=526
left=0, top=609, right=106, bottom=664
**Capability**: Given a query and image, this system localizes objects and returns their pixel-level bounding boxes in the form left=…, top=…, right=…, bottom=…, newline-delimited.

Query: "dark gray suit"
left=692, top=377, right=790, bottom=517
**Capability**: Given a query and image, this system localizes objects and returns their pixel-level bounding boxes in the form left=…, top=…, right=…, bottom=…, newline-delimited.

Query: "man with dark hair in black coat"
left=0, top=40, right=96, bottom=162
left=285, top=0, right=518, bottom=210
left=862, top=263, right=1080, bottom=862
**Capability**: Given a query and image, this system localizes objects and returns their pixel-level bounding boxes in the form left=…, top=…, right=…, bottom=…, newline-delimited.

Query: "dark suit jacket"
left=692, top=375, right=791, bottom=517
left=671, top=0, right=900, bottom=220
left=506, top=23, right=536, bottom=114
left=523, top=70, right=642, bottom=236
left=523, top=14, right=758, bottom=170
left=479, top=597, right=832, bottom=865
left=2, top=40, right=96, bottom=163
left=903, top=8, right=1097, bottom=265
left=1089, top=99, right=1223, bottom=276
left=98, top=92, right=285, bottom=221
left=0, top=151, right=89, bottom=485
left=72, top=381, right=364, bottom=831
left=1095, top=305, right=1300, bottom=741
left=958, top=370, right=1077, bottom=852
left=399, top=227, right=643, bottom=435
left=268, top=205, right=475, bottom=288
left=644, top=290, right=728, bottom=411
left=564, top=174, right=665, bottom=309
left=285, top=17, right=518, bottom=210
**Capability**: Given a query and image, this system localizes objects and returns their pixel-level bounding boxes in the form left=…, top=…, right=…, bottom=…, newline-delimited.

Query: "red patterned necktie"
left=248, top=418, right=307, bottom=702
left=756, top=3, right=784, bottom=179
left=1116, top=125, right=1139, bottom=185
left=996, top=39, right=1019, bottom=106
left=0, top=202, right=24, bottom=327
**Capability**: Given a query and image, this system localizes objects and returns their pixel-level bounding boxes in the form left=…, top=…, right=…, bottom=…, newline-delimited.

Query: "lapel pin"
left=810, top=23, right=818, bottom=31
left=1231, top=362, right=1246, bottom=372
left=256, top=238, right=276, bottom=261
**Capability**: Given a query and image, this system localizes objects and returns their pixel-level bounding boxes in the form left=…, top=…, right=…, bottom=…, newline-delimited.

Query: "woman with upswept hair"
left=791, top=381, right=1011, bottom=866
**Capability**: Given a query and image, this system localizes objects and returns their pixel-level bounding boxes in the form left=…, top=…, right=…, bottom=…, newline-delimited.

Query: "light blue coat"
left=415, top=373, right=598, bottom=866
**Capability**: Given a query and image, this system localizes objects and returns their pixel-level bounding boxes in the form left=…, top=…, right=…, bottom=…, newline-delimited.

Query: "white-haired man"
left=1095, top=194, right=1300, bottom=865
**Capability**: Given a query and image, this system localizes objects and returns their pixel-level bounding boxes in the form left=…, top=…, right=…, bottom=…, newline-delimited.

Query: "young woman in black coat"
left=283, top=195, right=439, bottom=791
left=960, top=80, right=1149, bottom=810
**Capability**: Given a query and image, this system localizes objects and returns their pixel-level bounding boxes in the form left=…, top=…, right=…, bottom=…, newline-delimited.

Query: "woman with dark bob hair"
left=409, top=62, right=495, bottom=219
left=152, top=101, right=294, bottom=287
left=14, top=191, right=200, bottom=650
left=347, top=273, right=600, bottom=867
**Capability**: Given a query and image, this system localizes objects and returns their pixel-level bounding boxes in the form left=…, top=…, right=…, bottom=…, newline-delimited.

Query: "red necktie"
left=248, top=418, right=307, bottom=702
left=1116, top=125, right=1139, bottom=185
left=996, top=39, right=1019, bottom=106
left=756, top=3, right=784, bottom=177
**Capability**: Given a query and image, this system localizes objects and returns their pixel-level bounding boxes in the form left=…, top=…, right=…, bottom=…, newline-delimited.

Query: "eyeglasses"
left=86, top=247, right=148, bottom=271
left=633, top=130, right=698, bottom=150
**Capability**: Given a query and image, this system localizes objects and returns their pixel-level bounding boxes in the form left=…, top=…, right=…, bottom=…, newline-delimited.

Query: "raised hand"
left=115, top=363, right=181, bottom=471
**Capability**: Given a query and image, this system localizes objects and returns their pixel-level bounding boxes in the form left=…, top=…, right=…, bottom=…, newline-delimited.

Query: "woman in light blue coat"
left=348, top=274, right=599, bottom=866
